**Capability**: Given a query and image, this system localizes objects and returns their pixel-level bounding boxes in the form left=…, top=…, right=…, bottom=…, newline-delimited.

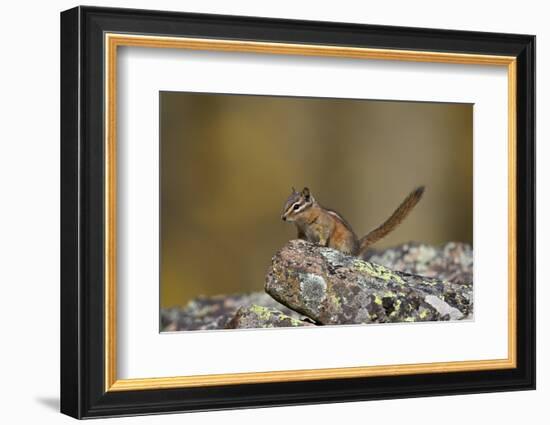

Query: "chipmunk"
left=281, top=186, right=425, bottom=257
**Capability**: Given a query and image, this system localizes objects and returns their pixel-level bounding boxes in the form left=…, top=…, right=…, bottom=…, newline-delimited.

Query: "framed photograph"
left=60, top=6, right=535, bottom=419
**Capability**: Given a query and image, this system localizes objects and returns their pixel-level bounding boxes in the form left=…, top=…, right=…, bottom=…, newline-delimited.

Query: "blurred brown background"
left=160, top=92, right=473, bottom=309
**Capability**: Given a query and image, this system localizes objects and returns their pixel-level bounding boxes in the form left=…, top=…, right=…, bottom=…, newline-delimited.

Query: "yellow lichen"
left=392, top=299, right=402, bottom=312
left=249, top=305, right=305, bottom=326
left=249, top=305, right=272, bottom=321
left=288, top=317, right=304, bottom=326
left=330, top=294, right=342, bottom=309
left=353, top=260, right=405, bottom=284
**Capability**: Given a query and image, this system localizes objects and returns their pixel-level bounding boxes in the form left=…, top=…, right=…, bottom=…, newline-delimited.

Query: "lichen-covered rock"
left=160, top=291, right=308, bottom=331
left=265, top=240, right=473, bottom=325
left=225, top=305, right=314, bottom=329
left=366, top=241, right=473, bottom=285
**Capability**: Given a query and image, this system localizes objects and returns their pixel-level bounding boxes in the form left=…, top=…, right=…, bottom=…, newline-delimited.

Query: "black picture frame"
left=60, top=5, right=535, bottom=419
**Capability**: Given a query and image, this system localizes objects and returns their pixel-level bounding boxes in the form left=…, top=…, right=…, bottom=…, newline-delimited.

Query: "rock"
left=160, top=291, right=308, bottom=331
left=162, top=240, right=474, bottom=331
left=225, top=305, right=314, bottom=329
left=365, top=241, right=473, bottom=285
left=265, top=239, right=473, bottom=325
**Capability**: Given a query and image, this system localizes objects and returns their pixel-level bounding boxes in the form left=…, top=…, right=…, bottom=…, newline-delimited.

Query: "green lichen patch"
left=330, top=293, right=342, bottom=310
left=225, top=304, right=313, bottom=329
left=248, top=304, right=273, bottom=322
left=353, top=259, right=405, bottom=284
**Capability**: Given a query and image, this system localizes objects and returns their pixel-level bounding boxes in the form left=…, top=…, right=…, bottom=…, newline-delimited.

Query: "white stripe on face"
left=284, top=202, right=300, bottom=217
left=294, top=202, right=308, bottom=213
left=290, top=201, right=312, bottom=215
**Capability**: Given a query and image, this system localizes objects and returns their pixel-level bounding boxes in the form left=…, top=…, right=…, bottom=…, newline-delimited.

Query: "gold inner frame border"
left=104, top=33, right=517, bottom=392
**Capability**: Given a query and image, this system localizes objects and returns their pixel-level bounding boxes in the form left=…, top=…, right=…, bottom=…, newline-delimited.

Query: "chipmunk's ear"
left=291, top=186, right=297, bottom=194
left=302, top=187, right=311, bottom=199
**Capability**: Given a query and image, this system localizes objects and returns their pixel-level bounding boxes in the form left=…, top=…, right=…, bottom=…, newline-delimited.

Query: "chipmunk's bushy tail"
left=358, top=186, right=425, bottom=255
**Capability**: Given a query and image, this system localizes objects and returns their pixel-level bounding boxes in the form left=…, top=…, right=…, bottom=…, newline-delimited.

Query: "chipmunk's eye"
left=293, top=203, right=300, bottom=210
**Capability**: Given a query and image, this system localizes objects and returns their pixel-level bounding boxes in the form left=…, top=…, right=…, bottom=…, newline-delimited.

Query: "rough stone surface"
left=265, top=239, right=473, bottom=325
left=160, top=291, right=309, bottom=332
left=365, top=241, right=473, bottom=285
left=225, top=305, right=314, bottom=329
left=161, top=240, right=474, bottom=331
